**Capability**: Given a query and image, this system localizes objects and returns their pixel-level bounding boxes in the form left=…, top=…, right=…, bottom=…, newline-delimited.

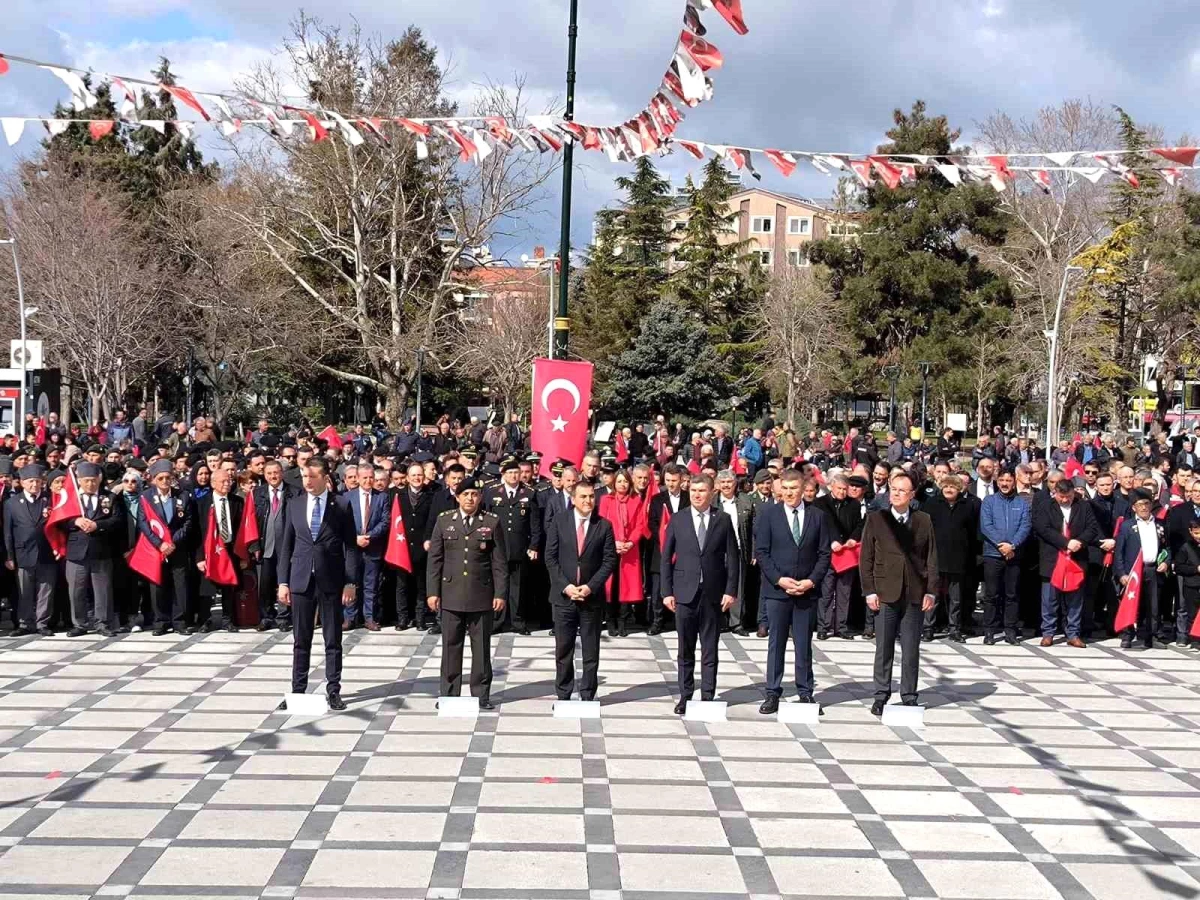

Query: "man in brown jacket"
left=858, top=471, right=938, bottom=716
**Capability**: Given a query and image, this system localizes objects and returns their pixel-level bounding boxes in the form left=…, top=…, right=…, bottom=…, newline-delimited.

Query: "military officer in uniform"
left=4, top=464, right=57, bottom=635
left=483, top=457, right=541, bottom=635
left=427, top=476, right=508, bottom=708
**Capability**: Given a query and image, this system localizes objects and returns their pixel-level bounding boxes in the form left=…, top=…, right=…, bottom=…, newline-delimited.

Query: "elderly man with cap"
left=4, top=463, right=57, bottom=635
left=65, top=461, right=125, bottom=637
left=1114, top=488, right=1171, bottom=650
left=140, top=458, right=198, bottom=635
left=426, top=475, right=508, bottom=708
left=483, top=457, right=541, bottom=635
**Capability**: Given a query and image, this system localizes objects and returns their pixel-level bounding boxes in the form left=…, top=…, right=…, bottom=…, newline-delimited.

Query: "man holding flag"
left=134, top=460, right=197, bottom=636
left=195, top=468, right=247, bottom=632
left=1114, top=489, right=1170, bottom=650
left=63, top=461, right=125, bottom=637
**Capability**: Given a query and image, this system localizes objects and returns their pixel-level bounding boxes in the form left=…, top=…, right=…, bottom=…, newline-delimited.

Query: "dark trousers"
left=1084, top=564, right=1106, bottom=638
left=496, top=560, right=525, bottom=631
left=983, top=557, right=1021, bottom=637
left=819, top=568, right=854, bottom=636
left=676, top=595, right=720, bottom=701
left=650, top=566, right=672, bottom=629
left=395, top=559, right=429, bottom=626
left=441, top=607, right=493, bottom=698
left=553, top=599, right=602, bottom=700
left=258, top=556, right=280, bottom=624
left=874, top=600, right=922, bottom=703
left=290, top=586, right=344, bottom=695
left=763, top=597, right=816, bottom=698
left=152, top=561, right=192, bottom=631
left=1040, top=580, right=1083, bottom=638
left=935, top=576, right=964, bottom=633
left=16, top=564, right=56, bottom=630
left=1131, top=573, right=1161, bottom=647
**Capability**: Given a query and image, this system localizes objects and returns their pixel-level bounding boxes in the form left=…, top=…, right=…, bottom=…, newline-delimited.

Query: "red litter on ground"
left=1009, top=786, right=1023, bottom=794
left=539, top=777, right=556, bottom=784
left=45, top=770, right=64, bottom=779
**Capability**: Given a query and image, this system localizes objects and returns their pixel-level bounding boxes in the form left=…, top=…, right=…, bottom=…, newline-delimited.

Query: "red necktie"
left=271, top=489, right=280, bottom=514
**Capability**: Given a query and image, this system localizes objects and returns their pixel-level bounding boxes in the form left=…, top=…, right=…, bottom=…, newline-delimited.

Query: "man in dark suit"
left=1114, top=489, right=1171, bottom=650
left=140, top=459, right=197, bottom=635
left=545, top=479, right=616, bottom=701
left=4, top=464, right=56, bottom=635
left=662, top=474, right=740, bottom=715
left=251, top=460, right=291, bottom=631
left=65, top=461, right=126, bottom=637
left=859, top=471, right=938, bottom=715
left=1032, top=478, right=1100, bottom=647
left=754, top=468, right=831, bottom=713
left=276, top=457, right=358, bottom=711
left=647, top=464, right=688, bottom=634
left=426, top=476, right=508, bottom=708
left=342, top=460, right=390, bottom=631
left=194, top=467, right=249, bottom=632
left=484, top=458, right=542, bottom=635
left=396, top=462, right=435, bottom=631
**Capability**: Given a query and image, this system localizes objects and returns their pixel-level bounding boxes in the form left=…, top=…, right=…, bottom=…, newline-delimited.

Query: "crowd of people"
left=1, top=407, right=1197, bottom=710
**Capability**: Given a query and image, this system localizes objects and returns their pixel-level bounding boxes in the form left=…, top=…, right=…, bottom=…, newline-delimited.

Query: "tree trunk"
left=383, top=378, right=410, bottom=429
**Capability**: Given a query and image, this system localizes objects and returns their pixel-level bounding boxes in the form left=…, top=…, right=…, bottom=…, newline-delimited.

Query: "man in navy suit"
left=754, top=468, right=831, bottom=713
left=1114, top=489, right=1171, bottom=650
left=140, top=458, right=197, bottom=635
left=342, top=460, right=390, bottom=631
left=276, top=457, right=358, bottom=711
left=662, top=474, right=740, bottom=715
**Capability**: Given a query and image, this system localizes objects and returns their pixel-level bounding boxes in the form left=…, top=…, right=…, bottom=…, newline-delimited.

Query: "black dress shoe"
left=225, top=623, right=238, bottom=633
left=37, top=627, right=54, bottom=637
left=608, top=625, right=618, bottom=638
left=517, top=628, right=532, bottom=636
left=816, top=629, right=828, bottom=641
left=276, top=699, right=288, bottom=711
left=1120, top=637, right=1133, bottom=649
left=478, top=698, right=495, bottom=711
left=870, top=700, right=885, bottom=716
left=152, top=626, right=170, bottom=637
left=185, top=626, right=197, bottom=635
left=839, top=632, right=856, bottom=640
left=797, top=694, right=815, bottom=704
left=67, top=627, right=87, bottom=637
left=427, top=624, right=442, bottom=636
left=921, top=629, right=935, bottom=642
left=756, top=625, right=768, bottom=638
left=648, top=623, right=663, bottom=636
left=863, top=631, right=876, bottom=641
left=759, top=696, right=780, bottom=715
left=674, top=699, right=688, bottom=716
left=1004, top=634, right=1020, bottom=645
left=618, top=623, right=628, bottom=638
left=901, top=698, right=920, bottom=707
left=256, top=621, right=271, bottom=632
left=949, top=631, right=965, bottom=643
left=327, top=693, right=347, bottom=711
left=199, top=622, right=214, bottom=634
left=96, top=626, right=113, bottom=637
left=278, top=622, right=292, bottom=633
left=983, top=633, right=996, bottom=645
left=732, top=626, right=749, bottom=637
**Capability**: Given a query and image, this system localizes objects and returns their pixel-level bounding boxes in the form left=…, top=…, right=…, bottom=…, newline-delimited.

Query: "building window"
left=788, top=216, right=810, bottom=235
left=756, top=250, right=772, bottom=268
left=751, top=216, right=773, bottom=234
left=829, top=222, right=860, bottom=238
left=787, top=249, right=811, bottom=268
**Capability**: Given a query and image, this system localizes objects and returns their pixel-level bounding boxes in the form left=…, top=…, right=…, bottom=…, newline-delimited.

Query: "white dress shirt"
left=783, top=501, right=805, bottom=537
left=306, top=490, right=329, bottom=534
left=891, top=507, right=909, bottom=525
left=668, top=492, right=683, bottom=514
left=1135, top=517, right=1158, bottom=563
left=1058, top=503, right=1072, bottom=530
left=573, top=511, right=590, bottom=541
left=719, top=496, right=740, bottom=548
left=691, top=506, right=710, bottom=547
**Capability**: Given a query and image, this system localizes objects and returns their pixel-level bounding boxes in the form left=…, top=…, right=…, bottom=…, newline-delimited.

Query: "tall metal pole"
left=919, top=361, right=931, bottom=438
left=185, top=346, right=194, bottom=429
left=7, top=240, right=28, bottom=439
left=548, top=261, right=555, bottom=358
left=415, top=348, right=425, bottom=432
left=1046, top=266, right=1080, bottom=461
left=553, top=0, right=579, bottom=360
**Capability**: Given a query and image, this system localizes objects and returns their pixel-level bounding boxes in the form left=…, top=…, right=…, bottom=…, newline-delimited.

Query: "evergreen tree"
left=574, top=157, right=673, bottom=374
left=808, top=100, right=1011, bottom=400
left=607, top=298, right=727, bottom=419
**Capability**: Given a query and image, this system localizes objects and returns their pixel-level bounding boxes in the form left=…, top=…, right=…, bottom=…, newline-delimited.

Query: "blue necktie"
left=310, top=496, right=322, bottom=541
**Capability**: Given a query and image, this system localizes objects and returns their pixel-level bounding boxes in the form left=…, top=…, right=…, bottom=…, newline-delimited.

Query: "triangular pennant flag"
left=582, top=126, right=602, bottom=151
left=109, top=77, right=138, bottom=118
left=43, top=119, right=69, bottom=138
left=1161, top=168, right=1185, bottom=186
left=740, top=149, right=762, bottom=181
left=160, top=83, right=211, bottom=121
left=510, top=128, right=538, bottom=153
left=536, top=127, right=564, bottom=153
left=140, top=119, right=166, bottom=135
left=1153, top=147, right=1199, bottom=167
left=808, top=155, right=830, bottom=175
left=908, top=154, right=932, bottom=165
left=88, top=120, right=115, bottom=141
left=599, top=129, right=624, bottom=162
left=358, top=117, right=389, bottom=142
left=325, top=109, right=365, bottom=146
left=485, top=116, right=513, bottom=145
left=397, top=118, right=431, bottom=137
left=247, top=99, right=285, bottom=135
left=636, top=116, right=659, bottom=153
left=219, top=120, right=242, bottom=137
left=986, top=154, right=1013, bottom=180
left=471, top=129, right=493, bottom=161
left=868, top=156, right=902, bottom=190
left=655, top=92, right=684, bottom=125
left=815, top=154, right=847, bottom=172
left=712, top=0, right=749, bottom=34
left=1, top=118, right=25, bottom=147
left=1030, top=169, right=1051, bottom=193
left=284, top=108, right=327, bottom=142
left=445, top=126, right=479, bottom=161
left=988, top=173, right=1007, bottom=192
left=175, top=121, right=196, bottom=140
left=414, top=137, right=428, bottom=160
left=559, top=120, right=587, bottom=143
left=722, top=146, right=746, bottom=170
left=618, top=125, right=641, bottom=158
left=676, top=140, right=706, bottom=160
left=849, top=159, right=874, bottom=186
left=0, top=55, right=8, bottom=76
left=204, top=93, right=237, bottom=122
left=763, top=149, right=797, bottom=177
left=934, top=163, right=962, bottom=185
left=672, top=51, right=707, bottom=103
left=662, top=69, right=689, bottom=105
left=1044, top=151, right=1077, bottom=167
left=1071, top=167, right=1106, bottom=184
left=40, top=65, right=97, bottom=111
left=679, top=30, right=724, bottom=71
left=683, top=4, right=708, bottom=36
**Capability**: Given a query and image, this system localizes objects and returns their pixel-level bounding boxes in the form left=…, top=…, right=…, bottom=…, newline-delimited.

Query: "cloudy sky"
left=3, top=0, right=1200, bottom=260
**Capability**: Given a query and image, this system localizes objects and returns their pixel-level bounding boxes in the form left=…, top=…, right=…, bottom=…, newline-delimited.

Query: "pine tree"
left=808, top=100, right=1011, bottom=399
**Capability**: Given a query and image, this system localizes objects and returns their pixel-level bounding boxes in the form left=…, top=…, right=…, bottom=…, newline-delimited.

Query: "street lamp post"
left=521, top=253, right=560, bottom=357
left=1045, top=265, right=1083, bottom=461
left=415, top=347, right=427, bottom=431
left=0, top=238, right=28, bottom=438
left=883, top=365, right=900, bottom=435
left=553, top=0, right=579, bottom=360
left=919, top=361, right=932, bottom=438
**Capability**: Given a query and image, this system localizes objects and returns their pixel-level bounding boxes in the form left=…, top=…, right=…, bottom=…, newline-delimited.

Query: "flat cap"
left=76, top=461, right=102, bottom=478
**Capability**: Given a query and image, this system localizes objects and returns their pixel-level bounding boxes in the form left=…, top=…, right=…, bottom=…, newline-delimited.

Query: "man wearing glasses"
left=1082, top=464, right=1101, bottom=499
left=859, top=472, right=938, bottom=715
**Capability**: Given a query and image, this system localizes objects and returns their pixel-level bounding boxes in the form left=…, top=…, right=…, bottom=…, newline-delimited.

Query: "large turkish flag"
left=530, top=358, right=594, bottom=477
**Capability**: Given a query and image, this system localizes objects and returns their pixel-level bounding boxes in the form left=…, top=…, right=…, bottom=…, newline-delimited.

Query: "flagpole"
left=553, top=0, right=579, bottom=361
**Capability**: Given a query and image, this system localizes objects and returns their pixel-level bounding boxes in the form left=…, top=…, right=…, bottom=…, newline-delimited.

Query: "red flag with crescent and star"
left=44, top=469, right=83, bottom=559
left=233, top=492, right=260, bottom=562
left=530, top=358, right=594, bottom=478
left=384, top=494, right=413, bottom=572
left=203, top=506, right=239, bottom=587
left=1113, top=553, right=1143, bottom=634
left=128, top=495, right=167, bottom=586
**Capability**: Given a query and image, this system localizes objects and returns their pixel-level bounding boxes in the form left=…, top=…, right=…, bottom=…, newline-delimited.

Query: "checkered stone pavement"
left=0, top=628, right=1198, bottom=900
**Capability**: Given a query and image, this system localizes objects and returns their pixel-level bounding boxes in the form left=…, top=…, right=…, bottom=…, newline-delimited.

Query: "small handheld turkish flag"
left=384, top=495, right=412, bottom=573
left=317, top=425, right=344, bottom=450
left=530, top=358, right=594, bottom=478
left=233, top=492, right=260, bottom=562
left=44, top=470, right=83, bottom=559
left=203, top=506, right=239, bottom=587
left=128, top=495, right=166, bottom=586
left=1113, top=554, right=1143, bottom=634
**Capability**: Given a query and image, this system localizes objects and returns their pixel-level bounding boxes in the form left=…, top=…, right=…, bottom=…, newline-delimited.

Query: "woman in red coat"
left=600, top=469, right=650, bottom=637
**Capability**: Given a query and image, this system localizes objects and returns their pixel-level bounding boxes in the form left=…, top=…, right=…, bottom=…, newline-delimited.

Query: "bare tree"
left=755, top=266, right=849, bottom=426
left=223, top=16, right=557, bottom=424
left=1, top=167, right=170, bottom=423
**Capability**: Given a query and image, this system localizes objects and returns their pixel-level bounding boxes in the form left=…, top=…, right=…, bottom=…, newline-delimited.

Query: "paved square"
left=0, top=628, right=1198, bottom=899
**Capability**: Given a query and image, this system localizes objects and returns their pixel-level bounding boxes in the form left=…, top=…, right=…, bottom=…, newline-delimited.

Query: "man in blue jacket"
left=980, top=470, right=1031, bottom=644
left=754, top=469, right=830, bottom=713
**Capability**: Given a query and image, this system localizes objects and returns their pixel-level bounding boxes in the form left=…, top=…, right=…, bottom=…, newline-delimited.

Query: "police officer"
left=4, top=463, right=57, bottom=635
left=426, top=476, right=508, bottom=709
left=484, top=457, right=542, bottom=635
